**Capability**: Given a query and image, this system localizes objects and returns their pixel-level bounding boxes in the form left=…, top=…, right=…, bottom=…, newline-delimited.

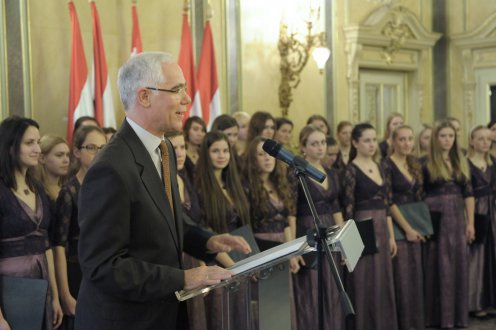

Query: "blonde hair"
left=391, top=125, right=421, bottom=178
left=35, top=135, right=69, bottom=190
left=426, top=120, right=470, bottom=182
left=232, top=111, right=251, bottom=123
left=468, top=125, right=493, bottom=166
left=414, top=123, right=432, bottom=158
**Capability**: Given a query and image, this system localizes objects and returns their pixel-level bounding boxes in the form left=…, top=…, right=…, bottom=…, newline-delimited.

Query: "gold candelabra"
left=278, top=16, right=329, bottom=117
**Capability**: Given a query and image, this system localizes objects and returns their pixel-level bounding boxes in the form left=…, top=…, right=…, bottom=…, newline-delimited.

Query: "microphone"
left=262, top=139, right=326, bottom=183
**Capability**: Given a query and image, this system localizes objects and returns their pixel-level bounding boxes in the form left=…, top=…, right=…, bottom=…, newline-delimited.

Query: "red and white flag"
left=130, top=2, right=142, bottom=56
left=178, top=10, right=201, bottom=122
left=90, top=0, right=116, bottom=128
left=67, top=1, right=93, bottom=143
left=197, top=20, right=221, bottom=128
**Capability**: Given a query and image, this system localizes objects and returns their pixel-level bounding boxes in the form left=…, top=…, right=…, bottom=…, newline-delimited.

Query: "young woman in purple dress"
left=0, top=116, right=63, bottom=330
left=195, top=131, right=251, bottom=330
left=382, top=125, right=425, bottom=329
left=467, top=125, right=495, bottom=317
left=53, top=126, right=106, bottom=330
left=342, top=123, right=398, bottom=330
left=243, top=137, right=297, bottom=248
left=293, top=125, right=344, bottom=330
left=422, top=120, right=474, bottom=328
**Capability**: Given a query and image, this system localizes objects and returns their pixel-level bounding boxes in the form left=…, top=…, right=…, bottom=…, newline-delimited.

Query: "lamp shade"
left=312, top=46, right=330, bottom=71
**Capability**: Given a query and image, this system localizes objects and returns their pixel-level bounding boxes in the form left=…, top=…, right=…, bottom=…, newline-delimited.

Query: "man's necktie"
left=159, top=141, right=174, bottom=215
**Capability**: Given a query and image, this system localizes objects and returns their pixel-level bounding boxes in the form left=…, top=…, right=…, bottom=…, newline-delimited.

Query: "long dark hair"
left=211, top=114, right=238, bottom=131
left=195, top=131, right=250, bottom=233
left=306, top=114, right=331, bottom=136
left=183, top=116, right=206, bottom=143
left=243, top=136, right=295, bottom=223
left=246, top=111, right=275, bottom=144
left=70, top=126, right=106, bottom=174
left=0, top=116, right=40, bottom=191
left=349, top=122, right=376, bottom=162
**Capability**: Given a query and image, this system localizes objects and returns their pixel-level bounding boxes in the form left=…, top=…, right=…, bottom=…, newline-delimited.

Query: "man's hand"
left=184, top=265, right=233, bottom=291
left=206, top=234, right=251, bottom=254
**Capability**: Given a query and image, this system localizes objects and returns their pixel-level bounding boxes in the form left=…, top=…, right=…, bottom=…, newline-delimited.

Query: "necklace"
left=23, top=189, right=30, bottom=195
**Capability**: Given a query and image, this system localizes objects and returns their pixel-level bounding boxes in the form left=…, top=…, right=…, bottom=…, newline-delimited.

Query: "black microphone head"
left=262, top=139, right=281, bottom=157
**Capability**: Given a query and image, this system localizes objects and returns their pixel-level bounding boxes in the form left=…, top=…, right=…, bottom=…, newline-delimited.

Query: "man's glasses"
left=80, top=144, right=106, bottom=154
left=146, top=86, right=187, bottom=96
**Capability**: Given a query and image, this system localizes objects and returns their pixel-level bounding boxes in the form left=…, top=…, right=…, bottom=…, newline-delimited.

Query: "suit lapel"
left=120, top=121, right=180, bottom=251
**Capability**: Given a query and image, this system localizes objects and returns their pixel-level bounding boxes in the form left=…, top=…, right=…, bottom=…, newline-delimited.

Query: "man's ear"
left=137, top=88, right=151, bottom=107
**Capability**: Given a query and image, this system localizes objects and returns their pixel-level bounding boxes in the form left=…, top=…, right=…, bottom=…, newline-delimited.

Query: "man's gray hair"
left=117, top=52, right=175, bottom=110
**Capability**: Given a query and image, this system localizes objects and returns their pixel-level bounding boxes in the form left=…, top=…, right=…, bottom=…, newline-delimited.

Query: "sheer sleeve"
left=381, top=159, right=393, bottom=203
left=53, top=184, right=74, bottom=247
left=461, top=176, right=474, bottom=199
left=379, top=165, right=392, bottom=217
left=342, top=165, right=356, bottom=220
left=415, top=158, right=425, bottom=201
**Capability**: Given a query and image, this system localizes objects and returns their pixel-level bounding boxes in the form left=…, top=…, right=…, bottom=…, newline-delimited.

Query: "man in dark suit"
left=75, top=52, right=251, bottom=329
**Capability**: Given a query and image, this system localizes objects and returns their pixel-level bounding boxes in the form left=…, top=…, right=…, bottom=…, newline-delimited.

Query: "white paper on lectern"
left=175, top=237, right=309, bottom=301
left=175, top=220, right=364, bottom=301
left=227, top=236, right=309, bottom=275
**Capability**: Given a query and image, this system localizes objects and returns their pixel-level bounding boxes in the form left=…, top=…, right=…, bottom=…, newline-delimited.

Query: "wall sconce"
left=278, top=7, right=330, bottom=117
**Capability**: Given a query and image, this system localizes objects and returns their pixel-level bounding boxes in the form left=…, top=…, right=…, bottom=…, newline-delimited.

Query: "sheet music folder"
left=175, top=219, right=363, bottom=302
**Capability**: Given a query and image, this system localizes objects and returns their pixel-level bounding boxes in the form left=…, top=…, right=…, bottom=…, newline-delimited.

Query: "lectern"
left=176, top=220, right=364, bottom=330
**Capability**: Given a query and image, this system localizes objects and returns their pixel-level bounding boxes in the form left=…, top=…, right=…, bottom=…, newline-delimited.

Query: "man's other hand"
left=206, top=234, right=252, bottom=254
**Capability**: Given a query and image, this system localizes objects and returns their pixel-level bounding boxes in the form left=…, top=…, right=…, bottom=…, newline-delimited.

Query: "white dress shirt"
left=126, top=117, right=163, bottom=179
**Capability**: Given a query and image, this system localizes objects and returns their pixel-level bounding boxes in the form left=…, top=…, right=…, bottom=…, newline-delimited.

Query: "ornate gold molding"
left=278, top=20, right=325, bottom=117
left=381, top=8, right=413, bottom=64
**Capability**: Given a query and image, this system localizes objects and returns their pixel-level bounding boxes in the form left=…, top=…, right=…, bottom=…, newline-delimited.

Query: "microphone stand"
left=293, top=159, right=355, bottom=330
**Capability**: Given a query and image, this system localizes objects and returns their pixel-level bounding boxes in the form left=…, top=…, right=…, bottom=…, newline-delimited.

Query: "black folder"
left=229, top=225, right=261, bottom=262
left=0, top=276, right=48, bottom=330
left=429, top=211, right=442, bottom=241
left=473, top=213, right=490, bottom=244
left=355, top=218, right=378, bottom=256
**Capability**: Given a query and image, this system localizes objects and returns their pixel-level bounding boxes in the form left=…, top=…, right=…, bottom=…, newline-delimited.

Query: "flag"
left=67, top=1, right=93, bottom=143
left=90, top=0, right=116, bottom=128
left=131, top=2, right=142, bottom=56
left=197, top=20, right=221, bottom=128
left=178, top=10, right=201, bottom=121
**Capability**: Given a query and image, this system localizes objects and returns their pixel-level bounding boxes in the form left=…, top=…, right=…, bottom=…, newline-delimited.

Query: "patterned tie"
left=159, top=141, right=174, bottom=215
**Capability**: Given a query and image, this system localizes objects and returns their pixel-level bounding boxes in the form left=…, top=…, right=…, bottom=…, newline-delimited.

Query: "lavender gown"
left=422, top=165, right=472, bottom=328
left=293, top=168, right=344, bottom=330
left=250, top=194, right=296, bottom=330
left=53, top=176, right=81, bottom=330
left=342, top=163, right=398, bottom=330
left=198, top=194, right=249, bottom=330
left=382, top=158, right=424, bottom=330
left=468, top=160, right=495, bottom=312
left=0, top=182, right=54, bottom=329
